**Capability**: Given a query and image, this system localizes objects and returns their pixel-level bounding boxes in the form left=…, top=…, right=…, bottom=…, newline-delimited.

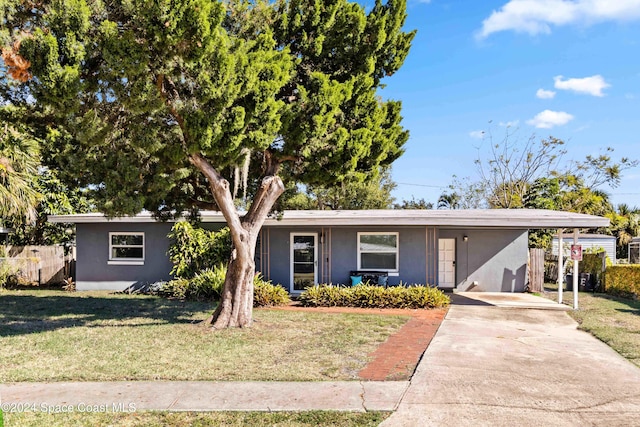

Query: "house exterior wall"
left=259, top=226, right=323, bottom=290
left=258, top=226, right=429, bottom=290
left=438, top=228, right=529, bottom=292
left=75, top=221, right=529, bottom=293
left=258, top=226, right=527, bottom=292
left=327, top=227, right=428, bottom=286
left=75, top=222, right=175, bottom=290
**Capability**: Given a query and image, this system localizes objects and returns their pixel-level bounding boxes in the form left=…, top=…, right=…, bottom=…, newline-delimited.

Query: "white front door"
left=438, top=238, right=456, bottom=289
left=291, top=233, right=318, bottom=293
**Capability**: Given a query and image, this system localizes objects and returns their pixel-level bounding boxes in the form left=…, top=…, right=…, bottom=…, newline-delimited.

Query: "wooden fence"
left=0, top=245, right=73, bottom=285
left=545, top=254, right=560, bottom=282
left=528, top=248, right=544, bottom=293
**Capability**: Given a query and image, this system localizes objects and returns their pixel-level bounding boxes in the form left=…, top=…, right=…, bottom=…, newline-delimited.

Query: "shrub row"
left=253, top=274, right=291, bottom=307
left=580, top=249, right=612, bottom=289
left=604, top=265, right=640, bottom=299
left=155, top=265, right=290, bottom=307
left=299, top=284, right=450, bottom=309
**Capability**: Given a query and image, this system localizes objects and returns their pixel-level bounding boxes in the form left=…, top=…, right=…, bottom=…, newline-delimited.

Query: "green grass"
left=543, top=286, right=640, bottom=368
left=3, top=410, right=389, bottom=427
left=0, top=290, right=407, bottom=382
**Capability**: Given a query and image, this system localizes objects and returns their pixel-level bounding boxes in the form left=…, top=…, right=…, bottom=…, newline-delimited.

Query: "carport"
left=468, top=210, right=610, bottom=310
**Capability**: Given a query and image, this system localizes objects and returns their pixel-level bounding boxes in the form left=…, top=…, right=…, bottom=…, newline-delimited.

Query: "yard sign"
left=571, top=245, right=583, bottom=261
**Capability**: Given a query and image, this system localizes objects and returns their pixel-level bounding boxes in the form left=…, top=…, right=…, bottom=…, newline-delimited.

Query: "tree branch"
left=265, top=149, right=298, bottom=175
left=189, top=153, right=248, bottom=255
left=245, top=151, right=285, bottom=230
left=156, top=73, right=189, bottom=152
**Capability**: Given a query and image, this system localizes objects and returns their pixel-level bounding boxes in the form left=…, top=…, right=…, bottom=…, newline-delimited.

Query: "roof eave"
left=261, top=219, right=610, bottom=228
left=48, top=209, right=610, bottom=229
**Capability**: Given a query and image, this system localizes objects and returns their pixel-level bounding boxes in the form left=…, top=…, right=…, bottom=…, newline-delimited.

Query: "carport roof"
left=49, top=209, right=609, bottom=229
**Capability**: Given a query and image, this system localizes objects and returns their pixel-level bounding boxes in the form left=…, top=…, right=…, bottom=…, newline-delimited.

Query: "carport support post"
left=573, top=229, right=579, bottom=310
left=557, top=232, right=563, bottom=304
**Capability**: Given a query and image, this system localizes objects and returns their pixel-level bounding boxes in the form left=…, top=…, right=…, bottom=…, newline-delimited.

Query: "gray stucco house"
left=49, top=209, right=609, bottom=293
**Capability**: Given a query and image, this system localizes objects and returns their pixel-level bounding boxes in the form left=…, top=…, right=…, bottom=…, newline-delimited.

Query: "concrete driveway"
left=381, top=293, right=640, bottom=427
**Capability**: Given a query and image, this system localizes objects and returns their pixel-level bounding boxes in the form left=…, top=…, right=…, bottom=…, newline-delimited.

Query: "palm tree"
left=437, top=192, right=460, bottom=209
left=606, top=204, right=640, bottom=260
left=0, top=124, right=41, bottom=224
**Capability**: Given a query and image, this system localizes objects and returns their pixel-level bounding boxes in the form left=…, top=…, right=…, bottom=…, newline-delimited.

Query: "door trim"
left=290, top=233, right=318, bottom=293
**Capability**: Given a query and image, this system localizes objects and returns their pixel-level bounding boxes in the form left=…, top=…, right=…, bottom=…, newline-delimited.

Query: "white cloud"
left=526, top=110, right=574, bottom=128
left=553, top=75, right=610, bottom=96
left=469, top=130, right=485, bottom=139
left=499, top=120, right=520, bottom=127
left=478, top=0, right=640, bottom=39
left=536, top=88, right=556, bottom=99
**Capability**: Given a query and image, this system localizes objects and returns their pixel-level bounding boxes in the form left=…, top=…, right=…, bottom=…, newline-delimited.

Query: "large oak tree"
left=1, top=0, right=413, bottom=327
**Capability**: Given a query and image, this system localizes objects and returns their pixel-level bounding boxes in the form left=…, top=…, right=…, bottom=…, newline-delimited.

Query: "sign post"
left=572, top=230, right=580, bottom=310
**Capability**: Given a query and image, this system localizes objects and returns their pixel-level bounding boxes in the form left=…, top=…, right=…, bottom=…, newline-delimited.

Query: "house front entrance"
left=290, top=233, right=318, bottom=293
left=438, top=238, right=456, bottom=289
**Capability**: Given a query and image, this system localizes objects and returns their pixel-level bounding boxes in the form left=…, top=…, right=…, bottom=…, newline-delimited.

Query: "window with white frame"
left=357, top=232, right=398, bottom=271
left=109, top=232, right=144, bottom=265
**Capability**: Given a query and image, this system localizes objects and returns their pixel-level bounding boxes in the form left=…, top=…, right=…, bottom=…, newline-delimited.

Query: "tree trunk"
left=211, top=236, right=257, bottom=328
left=189, top=153, right=284, bottom=328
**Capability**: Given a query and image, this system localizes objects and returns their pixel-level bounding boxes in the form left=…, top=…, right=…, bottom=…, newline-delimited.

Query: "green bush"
left=189, top=265, right=227, bottom=301
left=580, top=247, right=613, bottom=289
left=157, top=278, right=190, bottom=300
left=167, top=221, right=231, bottom=278
left=0, top=261, right=20, bottom=289
left=604, top=265, right=640, bottom=299
left=158, top=264, right=226, bottom=301
left=299, top=283, right=450, bottom=309
left=253, top=274, right=291, bottom=307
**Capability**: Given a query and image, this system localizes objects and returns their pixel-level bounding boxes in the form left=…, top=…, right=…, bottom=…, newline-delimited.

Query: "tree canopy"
left=445, top=130, right=637, bottom=214
left=1, top=0, right=414, bottom=327
left=442, top=129, right=638, bottom=248
left=280, top=167, right=397, bottom=210
left=605, top=204, right=640, bottom=260
left=393, top=196, right=433, bottom=210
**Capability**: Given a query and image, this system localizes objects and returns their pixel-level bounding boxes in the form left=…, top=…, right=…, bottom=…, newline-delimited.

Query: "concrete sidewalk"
left=0, top=380, right=408, bottom=412
left=381, top=301, right=640, bottom=426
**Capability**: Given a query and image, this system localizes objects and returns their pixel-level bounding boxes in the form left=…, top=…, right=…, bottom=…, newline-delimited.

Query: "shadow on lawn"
left=0, top=292, right=215, bottom=337
left=594, top=293, right=640, bottom=315
left=616, top=307, right=640, bottom=316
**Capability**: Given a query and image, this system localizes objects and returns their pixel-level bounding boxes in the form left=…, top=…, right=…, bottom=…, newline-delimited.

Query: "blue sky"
left=378, top=0, right=640, bottom=208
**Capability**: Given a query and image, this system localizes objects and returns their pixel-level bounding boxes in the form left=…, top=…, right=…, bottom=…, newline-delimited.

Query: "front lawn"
left=3, top=410, right=389, bottom=427
left=0, top=290, right=407, bottom=382
left=543, top=287, right=640, bottom=368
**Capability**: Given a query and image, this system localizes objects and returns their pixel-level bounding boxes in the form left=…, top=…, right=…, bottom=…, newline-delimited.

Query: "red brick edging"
left=358, top=310, right=446, bottom=380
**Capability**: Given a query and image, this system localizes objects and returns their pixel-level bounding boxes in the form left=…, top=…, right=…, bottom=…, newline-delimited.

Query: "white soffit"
left=49, top=209, right=610, bottom=229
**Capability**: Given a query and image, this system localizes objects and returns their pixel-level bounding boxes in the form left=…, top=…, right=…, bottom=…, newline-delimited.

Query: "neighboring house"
left=629, top=237, right=640, bottom=264
left=49, top=209, right=609, bottom=293
left=551, top=233, right=617, bottom=264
